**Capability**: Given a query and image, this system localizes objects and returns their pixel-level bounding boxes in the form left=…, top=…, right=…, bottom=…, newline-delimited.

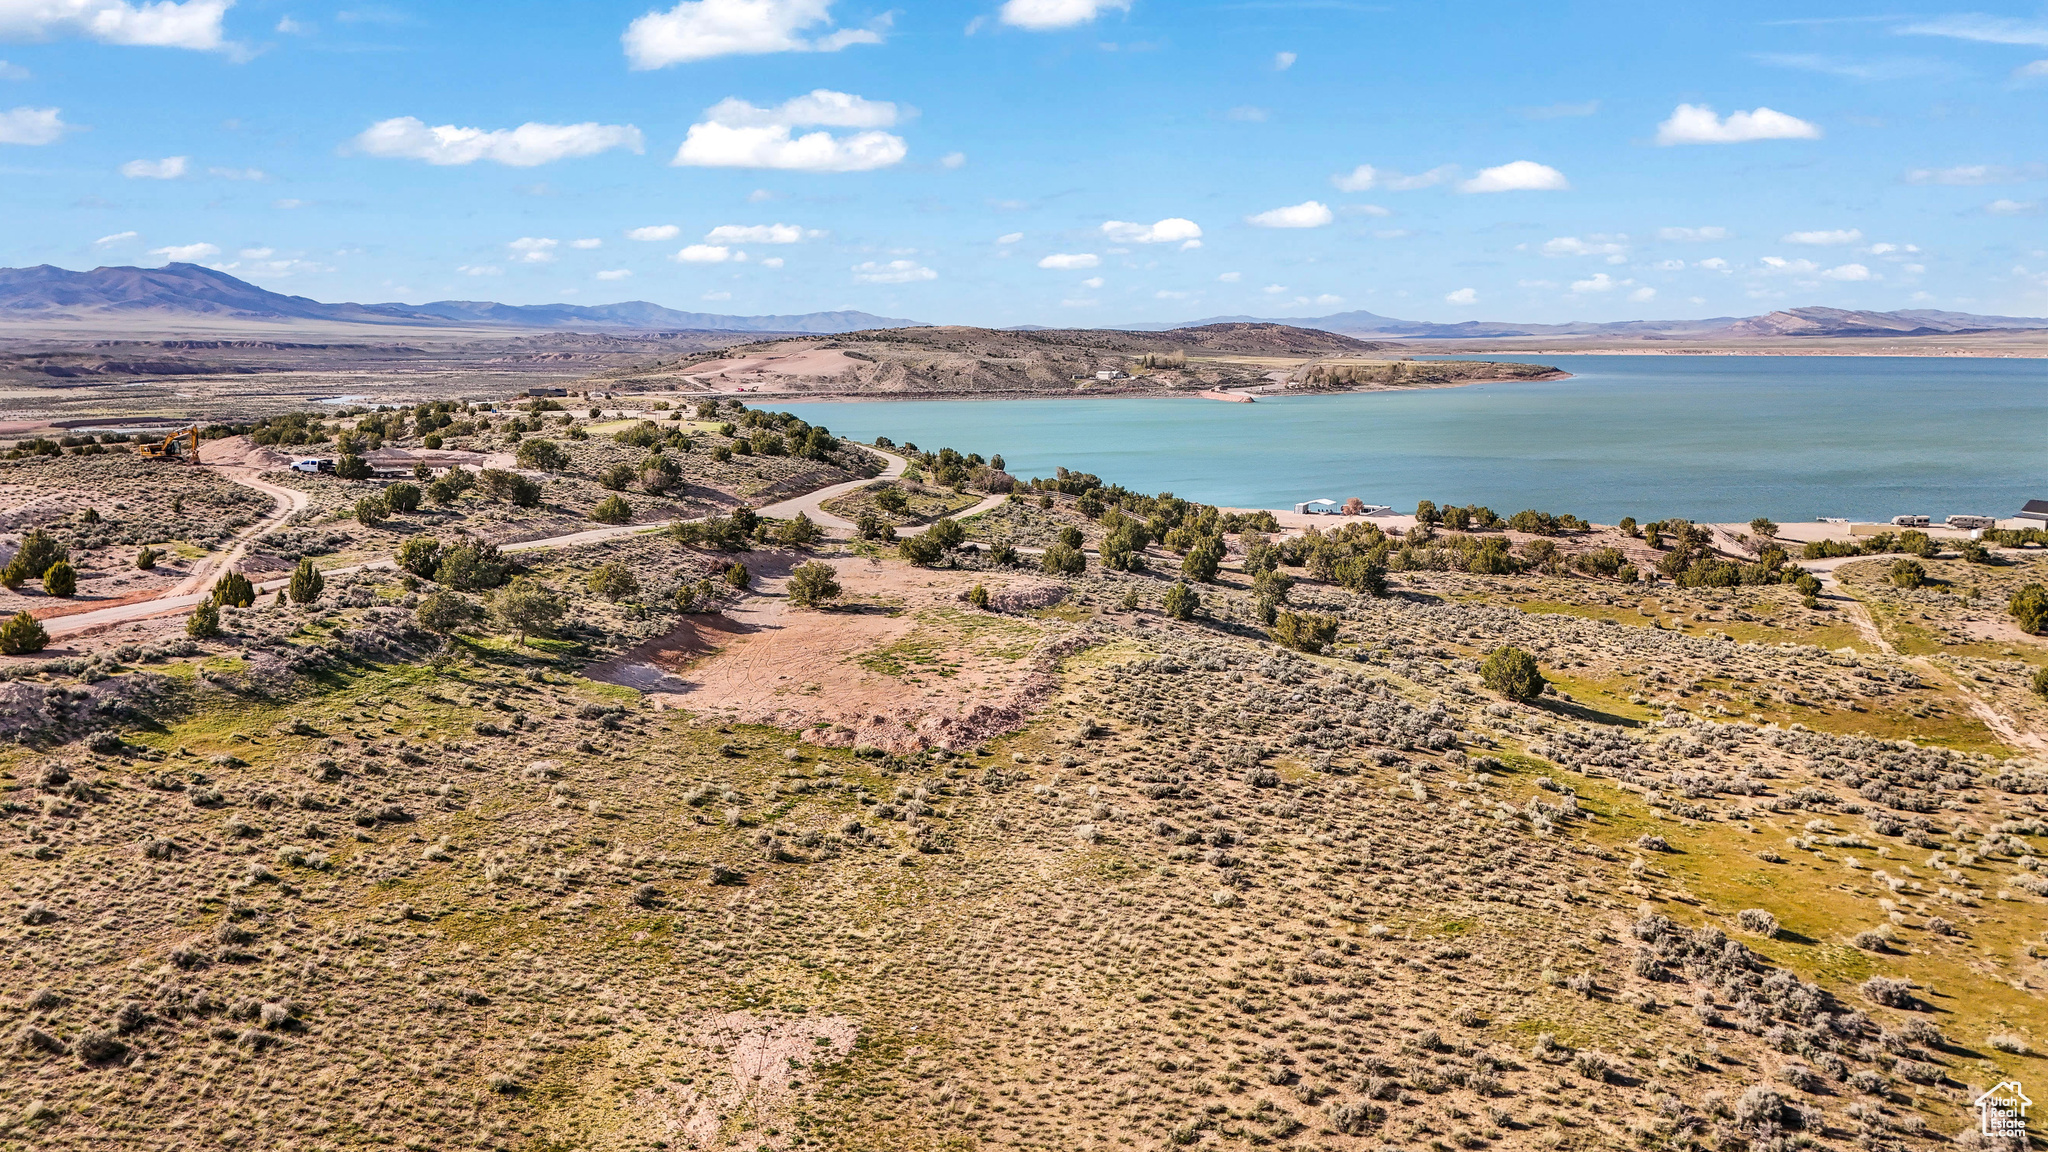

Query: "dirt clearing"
left=588, top=554, right=1073, bottom=751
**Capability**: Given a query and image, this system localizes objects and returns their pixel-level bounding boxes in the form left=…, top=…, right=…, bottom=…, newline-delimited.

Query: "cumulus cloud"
left=0, top=0, right=232, bottom=51
left=151, top=241, right=219, bottom=262
left=1821, top=263, right=1873, bottom=281
left=1445, top=287, right=1477, bottom=305
left=624, top=0, right=886, bottom=68
left=1038, top=252, right=1100, bottom=269
left=0, top=105, right=67, bottom=145
left=675, top=244, right=736, bottom=263
left=999, top=0, right=1129, bottom=30
left=1541, top=234, right=1628, bottom=261
left=1459, top=160, right=1568, bottom=193
left=596, top=269, right=632, bottom=280
left=1783, top=228, right=1862, bottom=245
left=1699, top=257, right=1730, bottom=271
left=672, top=89, right=906, bottom=172
left=1658, top=226, right=1728, bottom=242
left=1330, top=163, right=1452, bottom=192
left=1570, top=272, right=1622, bottom=294
left=571, top=238, right=603, bottom=249
left=1081, top=276, right=1104, bottom=289
left=628, top=224, right=681, bottom=241
left=1655, top=104, right=1820, bottom=145
left=1759, top=256, right=1820, bottom=275
left=1275, top=50, right=1296, bottom=70
left=853, top=259, right=936, bottom=283
left=353, top=117, right=644, bottom=166
left=94, top=230, right=138, bottom=246
left=705, top=223, right=809, bottom=244
left=121, top=155, right=188, bottom=179
left=1101, top=217, right=1202, bottom=247
left=1629, top=286, right=1657, bottom=303
left=508, top=237, right=558, bottom=263
left=1245, top=200, right=1333, bottom=228
left=941, top=150, right=965, bottom=168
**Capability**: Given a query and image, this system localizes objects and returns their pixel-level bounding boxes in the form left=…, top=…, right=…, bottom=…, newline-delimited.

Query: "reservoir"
left=777, top=354, right=2048, bottom=525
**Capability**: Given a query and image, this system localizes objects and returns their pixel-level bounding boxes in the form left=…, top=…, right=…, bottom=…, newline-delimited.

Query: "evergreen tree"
left=1481, top=646, right=1545, bottom=702
left=0, top=611, right=48, bottom=655
left=289, top=558, right=325, bottom=604
left=187, top=601, right=222, bottom=639
left=41, top=561, right=75, bottom=598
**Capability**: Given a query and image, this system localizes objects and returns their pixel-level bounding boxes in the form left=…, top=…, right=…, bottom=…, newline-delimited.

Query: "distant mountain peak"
left=0, top=263, right=929, bottom=335
left=1118, top=305, right=2048, bottom=340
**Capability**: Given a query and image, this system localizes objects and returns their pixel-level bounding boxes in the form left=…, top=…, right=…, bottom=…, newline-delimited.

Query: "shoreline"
left=676, top=369, right=1577, bottom=405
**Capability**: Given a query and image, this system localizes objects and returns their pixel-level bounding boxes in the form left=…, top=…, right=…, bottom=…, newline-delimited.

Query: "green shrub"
left=186, top=602, right=222, bottom=639
left=899, top=532, right=944, bottom=566
left=135, top=546, right=161, bottom=571
left=1748, top=518, right=1778, bottom=540
left=724, top=562, right=752, bottom=591
left=967, top=583, right=990, bottom=610
left=334, top=454, right=372, bottom=481
left=288, top=558, right=324, bottom=605
left=591, top=495, right=633, bottom=525
left=775, top=512, right=823, bottom=547
left=1890, top=558, right=1926, bottom=589
left=354, top=495, right=389, bottom=527
left=515, top=438, right=567, bottom=471
left=1162, top=583, right=1198, bottom=621
left=586, top=562, right=640, bottom=602
left=787, top=561, right=842, bottom=608
left=212, top=571, right=255, bottom=609
left=928, top=517, right=966, bottom=550
left=873, top=486, right=909, bottom=513
left=988, top=542, right=1020, bottom=568
left=435, top=539, right=509, bottom=591
left=384, top=482, right=422, bottom=513
left=0, top=611, right=48, bottom=655
left=396, top=536, right=443, bottom=578
left=2010, top=583, right=2048, bottom=635
left=41, top=561, right=75, bottom=598
left=1481, top=646, right=1545, bottom=702
left=2034, top=666, right=2048, bottom=700
left=1181, top=537, right=1223, bottom=583
left=415, top=589, right=473, bottom=633
left=492, top=578, right=565, bottom=644
left=1042, top=543, right=1086, bottom=577
left=1269, top=611, right=1338, bottom=654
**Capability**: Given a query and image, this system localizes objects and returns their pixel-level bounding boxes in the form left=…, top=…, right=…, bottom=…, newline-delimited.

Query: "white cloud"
left=853, top=259, right=936, bottom=283
left=1246, top=200, right=1333, bottom=228
left=996, top=231, right=1024, bottom=245
left=0, top=60, right=28, bottom=80
left=1570, top=273, right=1621, bottom=294
left=675, top=244, right=735, bottom=263
left=457, top=264, right=501, bottom=276
left=0, top=0, right=232, bottom=51
left=1657, top=226, right=1729, bottom=242
left=1274, top=50, right=1296, bottom=70
left=1155, top=289, right=1192, bottom=300
left=1459, top=161, right=1568, bottom=193
left=1313, top=293, right=1342, bottom=306
left=0, top=105, right=66, bottom=145
left=1698, top=257, right=1730, bottom=270
left=761, top=256, right=784, bottom=268
left=207, top=165, right=265, bottom=180
left=1654, top=103, right=1819, bottom=145
left=94, top=230, right=137, bottom=245
left=1038, top=252, right=1100, bottom=269
left=1330, top=163, right=1453, bottom=192
left=1904, top=164, right=2031, bottom=186
left=273, top=197, right=305, bottom=209
left=672, top=89, right=906, bottom=172
left=999, top=0, right=1130, bottom=30
left=571, top=238, right=603, bottom=249
left=353, top=117, right=644, bottom=167
left=1988, top=198, right=2040, bottom=216
left=238, top=246, right=270, bottom=258
left=1081, top=276, right=1104, bottom=289
left=1629, top=286, right=1657, bottom=303
left=1783, top=228, right=1862, bottom=245
left=121, top=155, right=188, bottom=179
left=1217, top=271, right=1240, bottom=283
left=596, top=269, right=633, bottom=280
left=1261, top=283, right=1286, bottom=294
left=1542, top=234, right=1628, bottom=260
left=940, top=150, right=966, bottom=168
left=1101, top=217, right=1202, bottom=245
left=627, top=224, right=681, bottom=242
left=1759, top=256, right=1820, bottom=275
left=1898, top=15, right=2048, bottom=46
left=1821, top=262, right=1872, bottom=281
left=623, top=0, right=886, bottom=69
left=706, top=223, right=808, bottom=244
left=1656, top=259, right=1685, bottom=271
left=1445, top=287, right=1477, bottom=305
left=508, top=237, right=558, bottom=263
left=2018, top=59, right=2048, bottom=80
left=150, top=242, right=219, bottom=262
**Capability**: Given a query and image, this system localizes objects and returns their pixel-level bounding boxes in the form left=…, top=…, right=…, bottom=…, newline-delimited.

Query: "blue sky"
left=3, top=0, right=2047, bottom=325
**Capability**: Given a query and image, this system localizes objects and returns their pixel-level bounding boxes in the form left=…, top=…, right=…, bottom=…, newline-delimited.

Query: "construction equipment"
left=137, top=426, right=200, bottom=463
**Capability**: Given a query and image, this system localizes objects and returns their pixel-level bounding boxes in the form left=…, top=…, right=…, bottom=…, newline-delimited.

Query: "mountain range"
left=2, top=263, right=2044, bottom=341
left=1120, top=305, right=2048, bottom=339
left=0, top=263, right=922, bottom=335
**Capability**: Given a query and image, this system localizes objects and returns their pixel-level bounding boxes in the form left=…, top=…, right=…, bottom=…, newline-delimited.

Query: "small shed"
left=1294, top=499, right=1339, bottom=515
left=2018, top=499, right=2048, bottom=524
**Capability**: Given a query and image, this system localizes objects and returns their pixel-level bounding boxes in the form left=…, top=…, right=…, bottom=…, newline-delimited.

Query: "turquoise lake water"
left=776, top=355, right=2048, bottom=525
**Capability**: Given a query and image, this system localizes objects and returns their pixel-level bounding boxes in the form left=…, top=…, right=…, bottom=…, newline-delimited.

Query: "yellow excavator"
left=137, top=426, right=200, bottom=463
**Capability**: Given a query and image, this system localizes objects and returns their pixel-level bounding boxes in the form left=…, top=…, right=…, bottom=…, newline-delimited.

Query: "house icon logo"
left=1974, top=1080, right=2031, bottom=1138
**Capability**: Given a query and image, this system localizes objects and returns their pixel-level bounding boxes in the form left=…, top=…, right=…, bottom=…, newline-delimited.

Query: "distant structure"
left=1946, top=515, right=1997, bottom=530
left=2019, top=500, right=2048, bottom=524
left=1890, top=515, right=1930, bottom=528
left=1294, top=499, right=1339, bottom=515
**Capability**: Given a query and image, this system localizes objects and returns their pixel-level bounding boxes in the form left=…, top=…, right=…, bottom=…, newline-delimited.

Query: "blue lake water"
left=776, top=355, right=2048, bottom=525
